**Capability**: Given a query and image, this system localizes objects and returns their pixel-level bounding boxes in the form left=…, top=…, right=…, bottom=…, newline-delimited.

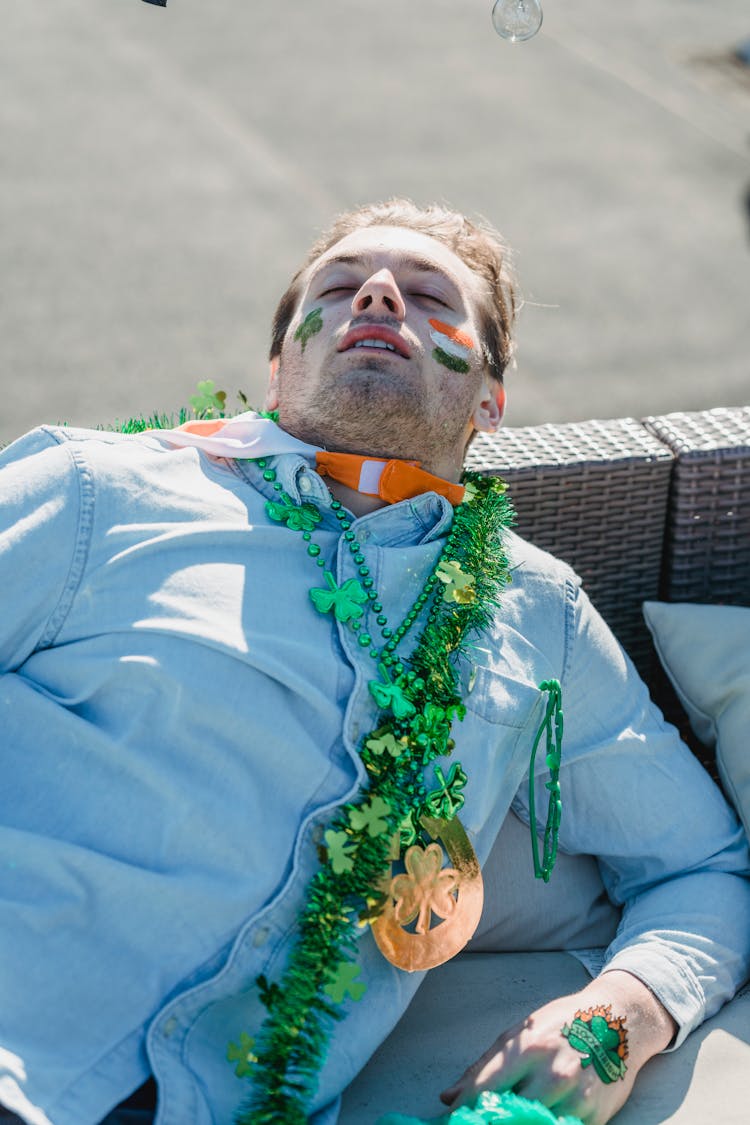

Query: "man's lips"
left=337, top=324, right=411, bottom=358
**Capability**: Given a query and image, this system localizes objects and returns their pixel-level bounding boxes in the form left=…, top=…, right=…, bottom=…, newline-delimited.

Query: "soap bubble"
left=492, top=0, right=543, bottom=42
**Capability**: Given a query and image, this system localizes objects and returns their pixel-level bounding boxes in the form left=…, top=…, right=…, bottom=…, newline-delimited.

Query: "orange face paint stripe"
left=428, top=319, right=475, bottom=351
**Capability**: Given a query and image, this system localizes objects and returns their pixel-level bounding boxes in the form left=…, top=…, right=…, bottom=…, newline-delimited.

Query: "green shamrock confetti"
left=324, top=828, right=356, bottom=875
left=365, top=731, right=404, bottom=759
left=227, top=1032, right=258, bottom=1078
left=435, top=558, right=476, bottom=605
left=424, top=763, right=468, bottom=821
left=462, top=480, right=479, bottom=504
left=323, top=960, right=366, bottom=1004
left=189, top=379, right=227, bottom=417
left=369, top=664, right=417, bottom=719
left=348, top=795, right=391, bottom=838
left=309, top=572, right=369, bottom=622
left=294, top=307, right=323, bottom=351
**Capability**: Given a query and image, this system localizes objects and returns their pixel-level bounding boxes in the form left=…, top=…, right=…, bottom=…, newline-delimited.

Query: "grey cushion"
left=468, top=811, right=620, bottom=952
left=340, top=953, right=750, bottom=1124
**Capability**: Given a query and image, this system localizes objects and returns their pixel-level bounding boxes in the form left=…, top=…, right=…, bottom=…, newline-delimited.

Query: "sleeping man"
left=1, top=199, right=748, bottom=1125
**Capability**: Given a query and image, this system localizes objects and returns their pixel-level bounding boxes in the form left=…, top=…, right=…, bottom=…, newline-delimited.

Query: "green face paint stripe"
left=294, top=307, right=323, bottom=351
left=432, top=346, right=470, bottom=375
left=561, top=1007, right=628, bottom=1084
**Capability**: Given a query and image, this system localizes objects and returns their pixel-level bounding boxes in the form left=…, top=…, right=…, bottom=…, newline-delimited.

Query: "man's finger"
left=440, top=1043, right=524, bottom=1107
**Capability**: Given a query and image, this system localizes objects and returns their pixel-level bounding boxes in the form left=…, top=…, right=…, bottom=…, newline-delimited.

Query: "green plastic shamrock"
left=365, top=731, right=404, bottom=759
left=324, top=828, right=356, bottom=874
left=398, top=808, right=421, bottom=849
left=294, top=307, right=323, bottom=351
left=226, top=1032, right=257, bottom=1078
left=189, top=379, right=227, bottom=417
left=309, top=572, right=368, bottom=622
left=369, top=664, right=416, bottom=719
left=561, top=1007, right=628, bottom=1084
left=410, top=701, right=450, bottom=759
left=349, top=795, right=391, bottom=838
left=436, top=558, right=477, bottom=605
left=424, top=763, right=468, bottom=821
left=265, top=493, right=322, bottom=532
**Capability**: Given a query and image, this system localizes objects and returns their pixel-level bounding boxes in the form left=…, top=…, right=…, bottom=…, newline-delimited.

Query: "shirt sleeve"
left=0, top=427, right=88, bottom=672
left=513, top=581, right=750, bottom=1047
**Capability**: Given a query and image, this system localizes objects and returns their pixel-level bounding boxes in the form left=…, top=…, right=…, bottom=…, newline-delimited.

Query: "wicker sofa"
left=341, top=406, right=750, bottom=1125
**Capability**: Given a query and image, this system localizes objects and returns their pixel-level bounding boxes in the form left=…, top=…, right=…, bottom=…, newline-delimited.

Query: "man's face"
left=266, top=226, right=504, bottom=474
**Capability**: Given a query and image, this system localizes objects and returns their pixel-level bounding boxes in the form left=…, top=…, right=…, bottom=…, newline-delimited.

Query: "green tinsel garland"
left=235, top=474, right=515, bottom=1124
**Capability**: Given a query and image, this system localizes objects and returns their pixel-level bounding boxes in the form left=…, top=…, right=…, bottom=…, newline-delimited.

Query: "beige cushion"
left=643, top=601, right=750, bottom=838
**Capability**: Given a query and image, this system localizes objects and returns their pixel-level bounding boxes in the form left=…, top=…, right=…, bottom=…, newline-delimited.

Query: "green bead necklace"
left=260, top=456, right=462, bottom=676
left=233, top=460, right=563, bottom=1125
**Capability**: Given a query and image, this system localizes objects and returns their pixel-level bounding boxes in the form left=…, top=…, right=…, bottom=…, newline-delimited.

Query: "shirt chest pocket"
left=450, top=667, right=546, bottom=836
left=461, top=658, right=545, bottom=728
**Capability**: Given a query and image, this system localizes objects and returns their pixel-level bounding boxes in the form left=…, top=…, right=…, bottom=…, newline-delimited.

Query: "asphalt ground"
left=1, top=1, right=748, bottom=445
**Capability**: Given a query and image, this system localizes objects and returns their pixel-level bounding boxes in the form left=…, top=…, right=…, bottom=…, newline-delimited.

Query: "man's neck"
left=325, top=477, right=388, bottom=517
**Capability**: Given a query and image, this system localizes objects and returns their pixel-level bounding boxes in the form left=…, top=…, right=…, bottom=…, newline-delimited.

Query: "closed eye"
left=319, top=286, right=355, bottom=297
left=410, top=292, right=449, bottom=308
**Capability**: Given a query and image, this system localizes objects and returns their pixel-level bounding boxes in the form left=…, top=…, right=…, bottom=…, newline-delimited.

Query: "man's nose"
left=351, top=270, right=406, bottom=320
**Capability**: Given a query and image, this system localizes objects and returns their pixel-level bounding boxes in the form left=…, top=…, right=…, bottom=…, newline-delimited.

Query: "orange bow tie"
left=315, top=451, right=465, bottom=507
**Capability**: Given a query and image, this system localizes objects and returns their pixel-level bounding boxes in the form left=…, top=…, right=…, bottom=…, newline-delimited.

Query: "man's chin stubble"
left=285, top=372, right=430, bottom=454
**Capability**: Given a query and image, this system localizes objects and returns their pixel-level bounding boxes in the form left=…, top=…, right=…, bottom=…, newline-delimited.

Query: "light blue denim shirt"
left=1, top=426, right=749, bottom=1125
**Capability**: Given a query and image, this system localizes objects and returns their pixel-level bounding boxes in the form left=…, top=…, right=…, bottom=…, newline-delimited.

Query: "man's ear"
left=264, top=356, right=280, bottom=411
left=472, top=380, right=506, bottom=434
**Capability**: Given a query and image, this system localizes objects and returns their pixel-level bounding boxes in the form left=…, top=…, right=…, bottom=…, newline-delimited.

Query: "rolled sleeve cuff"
left=601, top=944, right=706, bottom=1051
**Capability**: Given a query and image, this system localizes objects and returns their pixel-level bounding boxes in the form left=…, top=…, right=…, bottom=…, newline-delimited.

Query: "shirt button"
left=298, top=475, right=312, bottom=494
left=162, top=1017, right=179, bottom=1038
left=253, top=926, right=271, bottom=948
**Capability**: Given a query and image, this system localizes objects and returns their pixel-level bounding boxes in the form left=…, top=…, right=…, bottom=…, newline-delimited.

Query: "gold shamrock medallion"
left=371, top=814, right=483, bottom=971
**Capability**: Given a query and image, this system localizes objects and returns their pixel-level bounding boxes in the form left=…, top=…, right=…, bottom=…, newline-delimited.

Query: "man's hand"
left=439, top=970, right=677, bottom=1125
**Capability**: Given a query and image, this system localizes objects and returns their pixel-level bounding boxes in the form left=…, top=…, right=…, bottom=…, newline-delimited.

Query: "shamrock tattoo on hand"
left=561, top=1004, right=628, bottom=1084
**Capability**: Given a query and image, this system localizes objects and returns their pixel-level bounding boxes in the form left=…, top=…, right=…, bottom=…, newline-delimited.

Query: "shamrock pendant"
left=309, top=572, right=369, bottom=622
left=371, top=813, right=483, bottom=972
